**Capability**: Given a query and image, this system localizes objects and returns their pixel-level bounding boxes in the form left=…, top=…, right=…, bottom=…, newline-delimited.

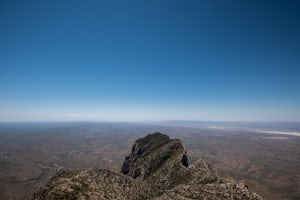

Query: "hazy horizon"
left=1, top=1, right=299, bottom=122
left=1, top=119, right=300, bottom=123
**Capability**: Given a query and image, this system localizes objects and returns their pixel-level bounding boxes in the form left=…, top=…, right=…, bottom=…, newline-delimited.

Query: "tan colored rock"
left=31, top=132, right=263, bottom=200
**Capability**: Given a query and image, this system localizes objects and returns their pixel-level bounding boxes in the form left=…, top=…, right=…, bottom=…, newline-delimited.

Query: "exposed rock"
left=121, top=132, right=188, bottom=180
left=31, top=132, right=263, bottom=200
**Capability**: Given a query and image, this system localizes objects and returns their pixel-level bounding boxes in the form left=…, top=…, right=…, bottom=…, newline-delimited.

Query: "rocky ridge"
left=31, top=132, right=263, bottom=199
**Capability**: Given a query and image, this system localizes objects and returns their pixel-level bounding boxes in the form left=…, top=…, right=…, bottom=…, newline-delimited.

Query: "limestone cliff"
left=31, top=132, right=263, bottom=200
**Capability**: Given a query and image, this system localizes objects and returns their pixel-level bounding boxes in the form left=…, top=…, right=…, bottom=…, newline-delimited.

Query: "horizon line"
left=0, top=120, right=300, bottom=123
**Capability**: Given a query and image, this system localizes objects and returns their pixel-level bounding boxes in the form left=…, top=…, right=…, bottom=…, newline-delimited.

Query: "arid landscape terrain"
left=0, top=122, right=299, bottom=200
left=1, top=1, right=299, bottom=199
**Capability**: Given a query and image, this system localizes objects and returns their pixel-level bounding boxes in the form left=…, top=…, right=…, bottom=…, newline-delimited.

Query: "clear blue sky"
left=0, top=0, right=299, bottom=122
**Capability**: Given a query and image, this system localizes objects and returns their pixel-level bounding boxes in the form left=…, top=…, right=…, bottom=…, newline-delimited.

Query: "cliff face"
left=31, top=132, right=263, bottom=200
left=121, top=132, right=188, bottom=180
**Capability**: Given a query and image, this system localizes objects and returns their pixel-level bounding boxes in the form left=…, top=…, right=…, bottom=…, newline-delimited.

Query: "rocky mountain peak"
left=121, top=132, right=188, bottom=179
left=31, top=132, right=263, bottom=200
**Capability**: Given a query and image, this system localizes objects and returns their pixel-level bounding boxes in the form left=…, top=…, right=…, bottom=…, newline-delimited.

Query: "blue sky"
left=0, top=0, right=299, bottom=122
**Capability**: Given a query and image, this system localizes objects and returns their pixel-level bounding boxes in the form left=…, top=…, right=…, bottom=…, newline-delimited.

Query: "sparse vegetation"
left=30, top=132, right=262, bottom=200
left=0, top=123, right=299, bottom=199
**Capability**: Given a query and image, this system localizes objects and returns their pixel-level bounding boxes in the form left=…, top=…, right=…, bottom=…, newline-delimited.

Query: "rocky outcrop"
left=31, top=132, right=263, bottom=200
left=121, top=132, right=188, bottom=179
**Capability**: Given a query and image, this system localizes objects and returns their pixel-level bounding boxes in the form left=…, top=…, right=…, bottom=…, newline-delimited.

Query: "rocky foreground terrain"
left=30, top=132, right=263, bottom=200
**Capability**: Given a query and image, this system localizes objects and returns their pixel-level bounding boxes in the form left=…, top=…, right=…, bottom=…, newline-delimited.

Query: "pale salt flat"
left=255, top=130, right=300, bottom=137
left=206, top=126, right=300, bottom=137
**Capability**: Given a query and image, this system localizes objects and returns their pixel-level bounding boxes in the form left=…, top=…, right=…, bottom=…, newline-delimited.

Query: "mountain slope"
left=31, top=132, right=263, bottom=200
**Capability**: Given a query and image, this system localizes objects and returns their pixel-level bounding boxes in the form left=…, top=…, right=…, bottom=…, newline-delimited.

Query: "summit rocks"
left=31, top=132, right=263, bottom=200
